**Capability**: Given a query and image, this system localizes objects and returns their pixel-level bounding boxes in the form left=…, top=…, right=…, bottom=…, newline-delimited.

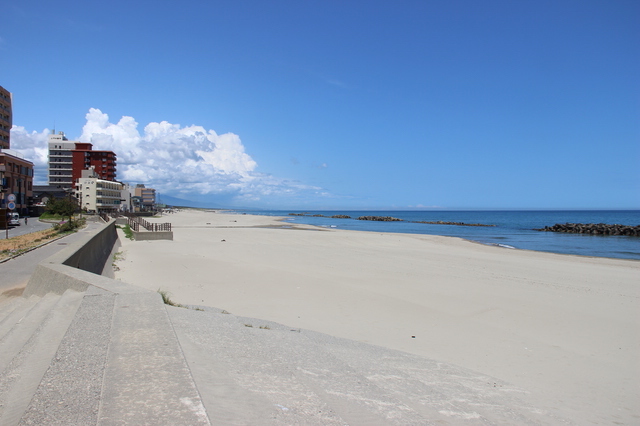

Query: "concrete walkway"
left=0, top=221, right=103, bottom=295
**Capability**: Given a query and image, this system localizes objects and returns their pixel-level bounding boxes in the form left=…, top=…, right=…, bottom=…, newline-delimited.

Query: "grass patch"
left=39, top=212, right=65, bottom=221
left=112, top=251, right=124, bottom=271
left=0, top=228, right=60, bottom=261
left=0, top=218, right=88, bottom=261
left=122, top=224, right=134, bottom=240
left=157, top=289, right=184, bottom=308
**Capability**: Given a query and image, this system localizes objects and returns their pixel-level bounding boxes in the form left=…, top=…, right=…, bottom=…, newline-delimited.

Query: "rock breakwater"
left=357, top=216, right=403, bottom=222
left=413, top=221, right=495, bottom=227
left=537, top=223, right=640, bottom=236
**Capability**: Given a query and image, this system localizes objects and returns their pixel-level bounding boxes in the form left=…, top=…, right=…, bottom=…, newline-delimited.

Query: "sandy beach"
left=114, top=209, right=639, bottom=424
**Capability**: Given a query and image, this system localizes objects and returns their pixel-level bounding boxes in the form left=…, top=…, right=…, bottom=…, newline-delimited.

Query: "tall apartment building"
left=48, top=132, right=117, bottom=189
left=48, top=132, right=75, bottom=188
left=0, top=85, right=34, bottom=217
left=0, top=86, right=11, bottom=150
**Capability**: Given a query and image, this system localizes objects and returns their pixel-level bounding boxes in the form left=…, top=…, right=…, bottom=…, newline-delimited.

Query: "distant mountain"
left=156, top=194, right=221, bottom=209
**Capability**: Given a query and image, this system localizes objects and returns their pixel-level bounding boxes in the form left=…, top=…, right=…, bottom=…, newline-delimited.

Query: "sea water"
left=234, top=210, right=640, bottom=260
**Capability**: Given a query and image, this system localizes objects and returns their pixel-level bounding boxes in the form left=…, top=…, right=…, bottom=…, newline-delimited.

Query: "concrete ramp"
left=0, top=221, right=209, bottom=425
left=169, top=305, right=568, bottom=425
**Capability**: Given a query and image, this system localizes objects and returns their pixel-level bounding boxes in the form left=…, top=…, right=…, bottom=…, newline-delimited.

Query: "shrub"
left=122, top=224, right=134, bottom=240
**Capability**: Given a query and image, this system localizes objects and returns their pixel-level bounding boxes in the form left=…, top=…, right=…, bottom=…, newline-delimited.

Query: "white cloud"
left=7, top=127, right=49, bottom=183
left=10, top=108, right=326, bottom=206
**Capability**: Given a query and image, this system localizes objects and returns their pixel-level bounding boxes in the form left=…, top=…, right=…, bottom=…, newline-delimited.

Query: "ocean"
left=234, top=210, right=640, bottom=260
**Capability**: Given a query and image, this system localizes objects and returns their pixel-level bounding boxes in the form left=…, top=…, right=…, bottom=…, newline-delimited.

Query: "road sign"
left=7, top=194, right=16, bottom=202
left=7, top=202, right=16, bottom=210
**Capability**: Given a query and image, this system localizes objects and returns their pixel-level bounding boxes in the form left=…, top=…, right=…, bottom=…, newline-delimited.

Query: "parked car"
left=7, top=212, right=20, bottom=226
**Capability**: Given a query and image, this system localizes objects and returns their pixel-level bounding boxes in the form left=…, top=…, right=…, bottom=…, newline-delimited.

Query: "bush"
left=46, top=197, right=78, bottom=220
left=52, top=217, right=86, bottom=234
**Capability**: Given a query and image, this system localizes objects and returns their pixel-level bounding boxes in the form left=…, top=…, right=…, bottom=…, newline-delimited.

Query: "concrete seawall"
left=6, top=220, right=210, bottom=425
left=23, top=221, right=119, bottom=297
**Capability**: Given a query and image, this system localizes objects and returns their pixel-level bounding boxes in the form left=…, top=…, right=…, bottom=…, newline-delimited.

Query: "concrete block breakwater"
left=537, top=223, right=640, bottom=236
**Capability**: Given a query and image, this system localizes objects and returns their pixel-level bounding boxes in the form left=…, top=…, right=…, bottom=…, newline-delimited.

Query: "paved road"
left=0, top=218, right=51, bottom=239
left=0, top=222, right=103, bottom=296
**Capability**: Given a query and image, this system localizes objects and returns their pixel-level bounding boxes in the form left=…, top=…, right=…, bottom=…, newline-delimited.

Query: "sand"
left=114, top=209, right=640, bottom=424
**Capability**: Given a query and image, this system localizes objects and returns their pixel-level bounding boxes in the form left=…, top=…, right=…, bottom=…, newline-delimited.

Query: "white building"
left=48, top=132, right=75, bottom=188
left=75, top=169, right=127, bottom=213
left=120, top=183, right=133, bottom=212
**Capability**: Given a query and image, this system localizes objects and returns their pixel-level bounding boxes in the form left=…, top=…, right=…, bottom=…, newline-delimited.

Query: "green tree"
left=46, top=197, right=77, bottom=222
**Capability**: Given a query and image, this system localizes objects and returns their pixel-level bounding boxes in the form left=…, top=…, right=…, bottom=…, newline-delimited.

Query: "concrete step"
left=0, top=296, right=41, bottom=341
left=0, top=289, right=85, bottom=426
left=0, top=294, right=60, bottom=369
left=0, top=297, right=28, bottom=325
left=14, top=288, right=209, bottom=425
left=19, top=286, right=116, bottom=425
left=97, top=292, right=209, bottom=425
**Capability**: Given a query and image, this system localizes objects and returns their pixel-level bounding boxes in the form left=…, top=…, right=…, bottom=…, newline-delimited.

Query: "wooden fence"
left=126, top=215, right=171, bottom=232
left=98, top=211, right=172, bottom=233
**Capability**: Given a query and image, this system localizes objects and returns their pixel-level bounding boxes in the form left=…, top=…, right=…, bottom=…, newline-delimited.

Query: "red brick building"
left=71, top=142, right=117, bottom=183
left=0, top=151, right=34, bottom=216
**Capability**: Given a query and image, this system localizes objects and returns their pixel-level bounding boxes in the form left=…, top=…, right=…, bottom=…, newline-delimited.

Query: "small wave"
left=615, top=251, right=640, bottom=258
left=480, top=242, right=516, bottom=249
left=495, top=243, right=516, bottom=249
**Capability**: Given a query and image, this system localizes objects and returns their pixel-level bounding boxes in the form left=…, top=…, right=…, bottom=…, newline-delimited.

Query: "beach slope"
left=115, top=209, right=640, bottom=424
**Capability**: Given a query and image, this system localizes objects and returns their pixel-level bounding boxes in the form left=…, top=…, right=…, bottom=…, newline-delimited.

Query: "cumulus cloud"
left=78, top=109, right=259, bottom=195
left=10, top=108, right=325, bottom=205
left=8, top=127, right=49, bottom=183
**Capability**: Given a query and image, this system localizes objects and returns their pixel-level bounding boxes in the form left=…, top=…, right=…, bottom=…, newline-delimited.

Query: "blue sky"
left=3, top=0, right=639, bottom=209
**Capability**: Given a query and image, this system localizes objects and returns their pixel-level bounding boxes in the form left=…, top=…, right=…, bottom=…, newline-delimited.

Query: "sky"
left=2, top=0, right=639, bottom=210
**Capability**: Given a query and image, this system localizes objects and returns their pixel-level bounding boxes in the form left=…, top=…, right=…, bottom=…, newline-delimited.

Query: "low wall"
left=63, top=221, right=119, bottom=274
left=133, top=230, right=173, bottom=241
left=23, top=220, right=145, bottom=298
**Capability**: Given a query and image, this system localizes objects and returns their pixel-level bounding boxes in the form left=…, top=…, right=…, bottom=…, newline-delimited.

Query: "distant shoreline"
left=223, top=208, right=640, bottom=260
